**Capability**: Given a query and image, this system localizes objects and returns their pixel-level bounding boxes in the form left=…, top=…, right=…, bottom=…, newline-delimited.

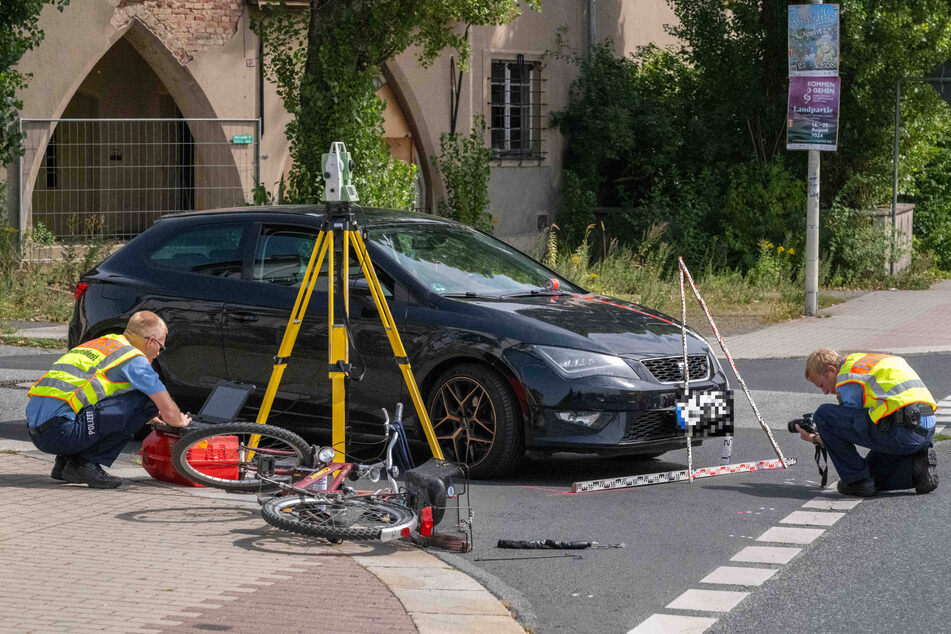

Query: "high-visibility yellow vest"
left=836, top=352, right=935, bottom=423
left=28, top=333, right=146, bottom=413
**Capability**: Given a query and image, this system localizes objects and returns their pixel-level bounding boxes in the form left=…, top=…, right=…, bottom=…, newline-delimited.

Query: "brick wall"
left=111, top=0, right=245, bottom=64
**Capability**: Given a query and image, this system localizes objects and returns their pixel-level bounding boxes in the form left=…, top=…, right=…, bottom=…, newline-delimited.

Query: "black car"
left=70, top=205, right=729, bottom=477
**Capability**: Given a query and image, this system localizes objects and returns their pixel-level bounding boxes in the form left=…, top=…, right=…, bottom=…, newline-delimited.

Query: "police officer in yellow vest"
left=799, top=348, right=938, bottom=497
left=27, top=311, right=191, bottom=488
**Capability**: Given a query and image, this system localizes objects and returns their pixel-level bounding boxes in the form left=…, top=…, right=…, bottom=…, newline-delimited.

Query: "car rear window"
left=147, top=225, right=244, bottom=277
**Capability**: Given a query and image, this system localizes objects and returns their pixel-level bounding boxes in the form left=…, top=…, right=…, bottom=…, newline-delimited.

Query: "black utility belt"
left=875, top=404, right=934, bottom=434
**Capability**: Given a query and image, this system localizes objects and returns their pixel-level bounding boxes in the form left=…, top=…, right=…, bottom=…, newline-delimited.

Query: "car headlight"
left=535, top=345, right=639, bottom=379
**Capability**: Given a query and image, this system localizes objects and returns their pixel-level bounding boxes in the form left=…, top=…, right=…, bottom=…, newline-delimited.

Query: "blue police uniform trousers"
left=30, top=391, right=158, bottom=466
left=813, top=402, right=933, bottom=489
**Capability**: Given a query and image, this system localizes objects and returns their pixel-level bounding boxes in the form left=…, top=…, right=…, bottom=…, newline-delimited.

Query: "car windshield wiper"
left=499, top=289, right=572, bottom=298
left=441, top=291, right=491, bottom=298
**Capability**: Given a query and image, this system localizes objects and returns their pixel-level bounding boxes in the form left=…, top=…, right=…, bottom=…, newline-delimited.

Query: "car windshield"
left=370, top=222, right=580, bottom=297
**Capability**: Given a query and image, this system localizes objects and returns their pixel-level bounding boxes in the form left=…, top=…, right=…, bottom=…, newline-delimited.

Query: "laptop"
left=192, top=380, right=255, bottom=424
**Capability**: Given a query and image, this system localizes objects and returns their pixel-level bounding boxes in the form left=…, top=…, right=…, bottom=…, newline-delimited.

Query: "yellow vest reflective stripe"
left=836, top=352, right=936, bottom=423
left=28, top=334, right=146, bottom=413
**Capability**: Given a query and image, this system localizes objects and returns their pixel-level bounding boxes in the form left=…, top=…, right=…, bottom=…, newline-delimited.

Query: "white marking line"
left=666, top=589, right=749, bottom=612
left=802, top=498, right=862, bottom=510
left=731, top=545, right=800, bottom=564
left=757, top=526, right=825, bottom=544
left=936, top=425, right=946, bottom=435
left=779, top=510, right=844, bottom=526
left=700, top=566, right=778, bottom=587
left=627, top=614, right=717, bottom=633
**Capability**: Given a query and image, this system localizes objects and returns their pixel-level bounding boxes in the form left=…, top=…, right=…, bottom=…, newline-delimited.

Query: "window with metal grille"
left=489, top=57, right=544, bottom=161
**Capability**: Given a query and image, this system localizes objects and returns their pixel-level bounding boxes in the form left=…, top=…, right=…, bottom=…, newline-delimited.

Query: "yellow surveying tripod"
left=253, top=142, right=444, bottom=462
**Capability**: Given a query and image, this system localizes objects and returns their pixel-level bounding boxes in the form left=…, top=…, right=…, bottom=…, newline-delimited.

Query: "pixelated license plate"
left=675, top=389, right=734, bottom=437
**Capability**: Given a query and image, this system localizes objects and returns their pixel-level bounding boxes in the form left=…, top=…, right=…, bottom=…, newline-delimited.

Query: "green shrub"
left=822, top=202, right=894, bottom=285
left=435, top=116, right=492, bottom=232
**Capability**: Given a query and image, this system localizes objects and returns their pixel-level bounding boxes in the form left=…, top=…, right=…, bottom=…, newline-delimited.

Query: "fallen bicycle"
left=150, top=406, right=472, bottom=549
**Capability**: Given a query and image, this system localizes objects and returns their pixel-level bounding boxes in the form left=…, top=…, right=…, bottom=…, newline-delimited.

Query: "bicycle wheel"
left=261, top=496, right=417, bottom=542
left=171, top=422, right=314, bottom=492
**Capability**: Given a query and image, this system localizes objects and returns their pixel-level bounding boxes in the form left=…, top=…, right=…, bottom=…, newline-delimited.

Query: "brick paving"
left=0, top=452, right=415, bottom=633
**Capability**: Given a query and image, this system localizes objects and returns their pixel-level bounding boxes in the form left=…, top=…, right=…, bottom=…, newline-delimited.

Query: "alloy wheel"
left=430, top=376, right=498, bottom=466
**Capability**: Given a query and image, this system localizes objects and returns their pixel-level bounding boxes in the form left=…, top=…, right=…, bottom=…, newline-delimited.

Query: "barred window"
left=489, top=58, right=544, bottom=161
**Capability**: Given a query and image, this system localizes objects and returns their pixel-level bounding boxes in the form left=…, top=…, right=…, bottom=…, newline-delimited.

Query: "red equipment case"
left=140, top=429, right=239, bottom=487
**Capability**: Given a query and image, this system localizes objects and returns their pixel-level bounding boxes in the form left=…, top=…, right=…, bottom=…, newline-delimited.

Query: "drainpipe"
left=588, top=0, right=597, bottom=54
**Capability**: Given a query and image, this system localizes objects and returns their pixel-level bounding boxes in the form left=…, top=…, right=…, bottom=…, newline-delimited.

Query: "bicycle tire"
left=171, top=422, right=314, bottom=492
left=261, top=496, right=417, bottom=542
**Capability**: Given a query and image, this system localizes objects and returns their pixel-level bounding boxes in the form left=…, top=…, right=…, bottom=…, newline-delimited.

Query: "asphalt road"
left=3, top=347, right=950, bottom=633
left=438, top=353, right=951, bottom=633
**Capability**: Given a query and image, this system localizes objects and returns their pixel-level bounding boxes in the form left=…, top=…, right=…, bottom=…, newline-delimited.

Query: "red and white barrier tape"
left=677, top=257, right=787, bottom=466
left=571, top=457, right=797, bottom=493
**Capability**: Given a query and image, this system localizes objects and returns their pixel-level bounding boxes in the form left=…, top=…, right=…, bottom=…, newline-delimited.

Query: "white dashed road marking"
left=730, top=546, right=801, bottom=564
left=756, top=526, right=825, bottom=544
left=666, top=589, right=749, bottom=612
left=801, top=498, right=861, bottom=510
left=628, top=614, right=717, bottom=633
left=779, top=510, right=845, bottom=526
left=700, top=566, right=778, bottom=586
left=627, top=392, right=950, bottom=633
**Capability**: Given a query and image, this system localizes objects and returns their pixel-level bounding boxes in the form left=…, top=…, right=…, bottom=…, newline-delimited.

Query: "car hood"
left=444, top=293, right=711, bottom=356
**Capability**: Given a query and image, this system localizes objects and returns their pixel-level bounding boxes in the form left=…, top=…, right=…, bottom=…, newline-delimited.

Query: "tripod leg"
left=351, top=230, right=445, bottom=460
left=255, top=230, right=330, bottom=425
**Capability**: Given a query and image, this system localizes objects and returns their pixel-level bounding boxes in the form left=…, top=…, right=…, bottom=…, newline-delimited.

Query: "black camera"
left=787, top=413, right=816, bottom=435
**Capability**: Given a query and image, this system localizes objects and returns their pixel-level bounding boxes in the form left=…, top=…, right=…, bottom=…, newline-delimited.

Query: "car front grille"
left=620, top=410, right=679, bottom=443
left=641, top=354, right=710, bottom=383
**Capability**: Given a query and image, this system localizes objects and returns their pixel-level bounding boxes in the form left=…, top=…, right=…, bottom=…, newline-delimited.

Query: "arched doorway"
left=24, top=26, right=257, bottom=242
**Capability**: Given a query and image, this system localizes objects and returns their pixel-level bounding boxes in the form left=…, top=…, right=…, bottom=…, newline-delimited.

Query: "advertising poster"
left=788, top=4, right=839, bottom=76
left=787, top=76, right=840, bottom=151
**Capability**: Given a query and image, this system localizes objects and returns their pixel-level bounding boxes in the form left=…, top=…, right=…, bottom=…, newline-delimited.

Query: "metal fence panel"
left=19, top=118, right=260, bottom=254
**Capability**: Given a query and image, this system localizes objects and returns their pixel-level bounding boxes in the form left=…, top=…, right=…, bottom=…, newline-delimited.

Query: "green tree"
left=1, top=0, right=68, bottom=165
left=552, top=1, right=951, bottom=271
left=251, top=0, right=538, bottom=208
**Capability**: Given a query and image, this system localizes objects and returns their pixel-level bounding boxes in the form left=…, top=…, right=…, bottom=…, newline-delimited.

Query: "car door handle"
left=230, top=313, right=259, bottom=323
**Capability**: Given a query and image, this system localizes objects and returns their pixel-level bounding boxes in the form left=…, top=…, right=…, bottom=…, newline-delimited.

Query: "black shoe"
left=62, top=457, right=122, bottom=489
left=50, top=455, right=70, bottom=481
left=913, top=447, right=938, bottom=494
left=837, top=477, right=876, bottom=497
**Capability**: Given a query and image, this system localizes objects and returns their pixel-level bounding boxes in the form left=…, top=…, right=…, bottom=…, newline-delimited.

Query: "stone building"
left=5, top=0, right=674, bottom=251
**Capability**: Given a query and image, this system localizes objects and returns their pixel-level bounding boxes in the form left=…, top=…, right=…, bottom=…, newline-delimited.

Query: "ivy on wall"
left=251, top=0, right=539, bottom=211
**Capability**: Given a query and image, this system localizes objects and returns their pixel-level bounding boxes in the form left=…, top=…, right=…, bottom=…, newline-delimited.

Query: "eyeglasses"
left=149, top=337, right=167, bottom=353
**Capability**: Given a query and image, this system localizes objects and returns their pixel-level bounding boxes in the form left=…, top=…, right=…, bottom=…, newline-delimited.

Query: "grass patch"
left=0, top=336, right=67, bottom=350
left=0, top=229, right=115, bottom=324
left=540, top=225, right=936, bottom=336
left=934, top=433, right=950, bottom=443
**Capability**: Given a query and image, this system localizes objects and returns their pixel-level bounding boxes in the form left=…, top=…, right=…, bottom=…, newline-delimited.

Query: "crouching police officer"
left=26, top=311, right=191, bottom=488
left=799, top=348, right=938, bottom=497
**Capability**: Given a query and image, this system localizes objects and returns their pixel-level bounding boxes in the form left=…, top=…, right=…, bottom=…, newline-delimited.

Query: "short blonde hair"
left=125, top=311, right=167, bottom=340
left=805, top=348, right=841, bottom=379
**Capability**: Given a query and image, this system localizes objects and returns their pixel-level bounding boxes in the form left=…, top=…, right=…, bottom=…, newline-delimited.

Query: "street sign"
left=788, top=4, right=839, bottom=77
left=231, top=135, right=253, bottom=145
left=787, top=77, right=840, bottom=151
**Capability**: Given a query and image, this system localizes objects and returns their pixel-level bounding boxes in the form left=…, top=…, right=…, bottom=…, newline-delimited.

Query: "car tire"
left=426, top=362, right=523, bottom=479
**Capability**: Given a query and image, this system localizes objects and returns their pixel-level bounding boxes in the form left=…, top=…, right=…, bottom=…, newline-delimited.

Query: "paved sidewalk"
left=0, top=450, right=522, bottom=634
left=722, top=279, right=951, bottom=359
